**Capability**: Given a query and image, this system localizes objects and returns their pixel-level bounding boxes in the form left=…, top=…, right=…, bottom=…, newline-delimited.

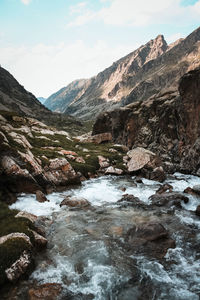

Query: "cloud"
left=0, top=41, right=135, bottom=97
left=67, top=0, right=200, bottom=27
left=20, top=0, right=31, bottom=5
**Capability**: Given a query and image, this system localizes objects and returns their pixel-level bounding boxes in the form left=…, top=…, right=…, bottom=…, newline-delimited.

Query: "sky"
left=0, top=0, right=199, bottom=98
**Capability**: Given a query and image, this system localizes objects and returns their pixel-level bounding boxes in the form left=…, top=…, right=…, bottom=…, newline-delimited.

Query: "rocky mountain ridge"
left=45, top=26, right=200, bottom=120
left=93, top=67, right=200, bottom=176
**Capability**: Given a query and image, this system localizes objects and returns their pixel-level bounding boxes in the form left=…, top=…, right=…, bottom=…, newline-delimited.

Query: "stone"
left=105, top=166, right=123, bottom=175
left=156, top=183, right=173, bottom=194
left=149, top=192, right=189, bottom=208
left=36, top=190, right=48, bottom=203
left=127, top=148, right=156, bottom=172
left=192, top=185, right=200, bottom=196
left=98, top=155, right=110, bottom=168
left=15, top=211, right=37, bottom=223
left=125, top=222, right=175, bottom=259
left=28, top=283, right=62, bottom=300
left=60, top=150, right=77, bottom=156
left=150, top=166, right=166, bottom=182
left=31, top=230, right=47, bottom=249
left=196, top=205, right=200, bottom=216
left=5, top=251, right=31, bottom=282
left=0, top=233, right=32, bottom=246
left=77, top=132, right=112, bottom=144
left=60, top=196, right=91, bottom=208
left=118, top=194, right=147, bottom=209
left=75, top=156, right=85, bottom=163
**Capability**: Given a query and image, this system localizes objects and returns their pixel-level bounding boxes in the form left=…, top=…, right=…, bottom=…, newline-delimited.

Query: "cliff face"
left=45, top=26, right=200, bottom=120
left=92, top=68, right=200, bottom=175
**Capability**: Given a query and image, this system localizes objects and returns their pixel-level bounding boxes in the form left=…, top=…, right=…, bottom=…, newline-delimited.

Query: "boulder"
left=5, top=251, right=31, bottom=282
left=15, top=211, right=38, bottom=223
left=28, top=283, right=62, bottom=300
left=149, top=192, right=189, bottom=208
left=75, top=157, right=85, bottom=163
left=149, top=166, right=166, bottom=182
left=98, top=155, right=110, bottom=168
left=105, top=166, right=123, bottom=175
left=118, top=194, right=147, bottom=209
left=127, top=148, right=158, bottom=172
left=0, top=233, right=31, bottom=246
left=31, top=231, right=47, bottom=250
left=196, top=205, right=200, bottom=216
left=192, top=185, right=200, bottom=196
left=60, top=196, right=91, bottom=208
left=77, top=132, right=112, bottom=144
left=156, top=183, right=173, bottom=194
left=36, top=190, right=48, bottom=203
left=125, top=222, right=175, bottom=259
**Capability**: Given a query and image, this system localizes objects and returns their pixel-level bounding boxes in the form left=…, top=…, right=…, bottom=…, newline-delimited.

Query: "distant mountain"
left=45, top=26, right=200, bottom=120
left=37, top=97, right=46, bottom=104
left=0, top=66, right=83, bottom=133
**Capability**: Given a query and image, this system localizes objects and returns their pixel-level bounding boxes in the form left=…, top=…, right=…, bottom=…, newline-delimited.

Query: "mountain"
left=0, top=66, right=84, bottom=134
left=93, top=67, right=200, bottom=175
left=37, top=97, right=46, bottom=104
left=45, top=26, right=200, bottom=120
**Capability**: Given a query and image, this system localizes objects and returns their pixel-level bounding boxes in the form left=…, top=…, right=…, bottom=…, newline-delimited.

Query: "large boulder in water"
left=149, top=192, right=189, bottom=208
left=125, top=222, right=175, bottom=259
left=60, top=196, right=91, bottom=209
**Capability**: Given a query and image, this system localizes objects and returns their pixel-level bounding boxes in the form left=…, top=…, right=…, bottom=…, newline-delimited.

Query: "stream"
left=7, top=173, right=200, bottom=299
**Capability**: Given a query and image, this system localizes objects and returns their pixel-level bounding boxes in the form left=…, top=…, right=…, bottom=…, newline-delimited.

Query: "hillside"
left=45, top=26, right=200, bottom=120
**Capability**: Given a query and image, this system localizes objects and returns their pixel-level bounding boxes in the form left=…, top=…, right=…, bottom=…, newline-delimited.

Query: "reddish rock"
left=28, top=283, right=62, bottom=300
left=60, top=150, right=78, bottom=156
left=36, top=190, right=48, bottom=203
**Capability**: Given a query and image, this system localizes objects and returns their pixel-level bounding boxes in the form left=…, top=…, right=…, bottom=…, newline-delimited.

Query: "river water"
left=9, top=173, right=200, bottom=299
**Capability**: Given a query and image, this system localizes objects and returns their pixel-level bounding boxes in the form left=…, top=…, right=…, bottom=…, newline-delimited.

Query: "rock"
left=150, top=166, right=166, bottom=182
left=60, top=150, right=77, bottom=156
left=149, top=192, right=189, bottom=208
left=36, top=190, right=48, bottom=203
left=75, top=156, right=85, bottom=163
left=15, top=211, right=38, bottom=223
left=113, top=144, right=129, bottom=152
left=105, top=166, right=123, bottom=175
left=60, top=196, right=91, bottom=208
left=0, top=233, right=32, bottom=246
left=77, top=132, right=112, bottom=144
left=28, top=283, right=62, bottom=300
left=156, top=183, right=173, bottom=194
left=118, top=194, right=147, bottom=209
left=192, top=185, right=200, bottom=195
left=44, top=158, right=79, bottom=185
left=195, top=205, right=200, bottom=216
left=98, top=155, right=110, bottom=168
left=5, top=251, right=31, bottom=282
left=109, top=148, right=118, bottom=153
left=135, top=177, right=143, bottom=183
left=127, top=148, right=157, bottom=172
left=125, top=222, right=175, bottom=259
left=2, top=156, right=30, bottom=177
left=31, top=230, right=47, bottom=249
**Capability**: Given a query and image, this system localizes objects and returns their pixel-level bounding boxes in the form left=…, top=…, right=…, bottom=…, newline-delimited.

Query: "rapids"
left=8, top=173, right=200, bottom=299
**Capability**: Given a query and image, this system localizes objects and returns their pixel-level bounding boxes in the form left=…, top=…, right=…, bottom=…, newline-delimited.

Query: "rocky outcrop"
left=45, top=26, right=200, bottom=120
left=93, top=68, right=200, bottom=175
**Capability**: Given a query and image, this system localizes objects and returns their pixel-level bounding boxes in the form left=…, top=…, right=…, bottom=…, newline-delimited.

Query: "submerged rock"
left=125, top=222, right=175, bottom=259
left=60, top=196, right=91, bottom=208
left=149, top=192, right=189, bottom=208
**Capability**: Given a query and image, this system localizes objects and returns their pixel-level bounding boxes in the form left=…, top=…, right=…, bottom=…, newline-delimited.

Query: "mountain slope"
left=0, top=66, right=85, bottom=134
left=45, top=26, right=200, bottom=120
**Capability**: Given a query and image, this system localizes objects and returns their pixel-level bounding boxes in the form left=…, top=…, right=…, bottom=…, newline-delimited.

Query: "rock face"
left=93, top=68, right=200, bottom=175
left=45, top=26, right=200, bottom=120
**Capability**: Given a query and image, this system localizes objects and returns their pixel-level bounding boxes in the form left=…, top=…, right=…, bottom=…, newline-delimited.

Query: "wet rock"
left=31, top=230, right=47, bottom=250
left=149, top=192, right=189, bottom=208
left=28, top=283, right=62, bottom=300
left=105, top=166, right=123, bottom=175
left=60, top=196, right=91, bottom=208
left=118, top=194, right=147, bottom=209
left=196, top=205, right=200, bottom=216
left=125, top=222, right=175, bottom=259
left=149, top=166, right=166, bottom=182
left=5, top=251, right=31, bottom=282
left=156, top=183, right=173, bottom=194
left=192, top=185, right=200, bottom=196
left=36, top=190, right=48, bottom=203
left=135, top=176, right=143, bottom=183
